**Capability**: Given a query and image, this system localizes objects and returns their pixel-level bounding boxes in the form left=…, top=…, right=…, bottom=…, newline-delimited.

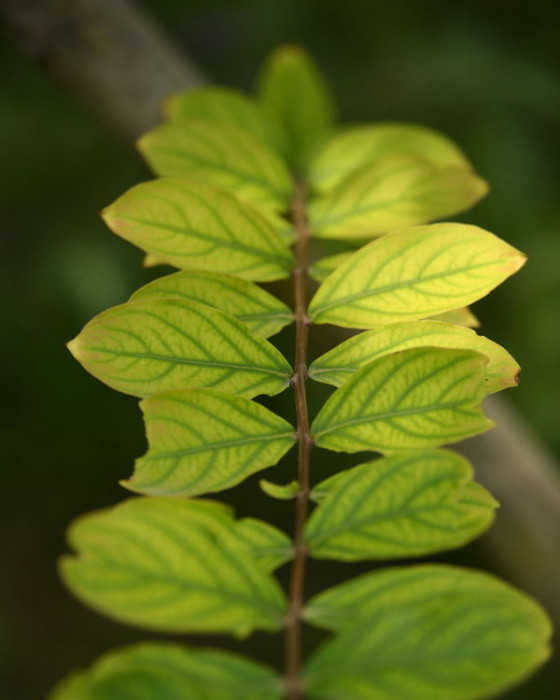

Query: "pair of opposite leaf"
left=56, top=46, right=551, bottom=700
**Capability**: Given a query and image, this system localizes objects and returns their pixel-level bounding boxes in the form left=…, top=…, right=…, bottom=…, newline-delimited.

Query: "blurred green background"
left=1, top=0, right=559, bottom=697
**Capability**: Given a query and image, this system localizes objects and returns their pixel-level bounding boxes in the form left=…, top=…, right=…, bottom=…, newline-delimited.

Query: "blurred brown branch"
left=3, top=0, right=560, bottom=630
left=0, top=0, right=204, bottom=141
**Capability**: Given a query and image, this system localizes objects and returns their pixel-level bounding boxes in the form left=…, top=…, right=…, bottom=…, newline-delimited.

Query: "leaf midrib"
left=144, top=431, right=295, bottom=462
left=70, top=555, right=283, bottom=618
left=87, top=346, right=290, bottom=379
left=311, top=258, right=506, bottom=315
left=306, top=491, right=482, bottom=546
left=313, top=399, right=475, bottom=438
left=119, top=216, right=290, bottom=266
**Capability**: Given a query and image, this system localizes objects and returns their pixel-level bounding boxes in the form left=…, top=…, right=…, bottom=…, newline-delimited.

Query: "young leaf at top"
left=164, top=86, right=274, bottom=146
left=311, top=347, right=493, bottom=454
left=308, top=223, right=526, bottom=328
left=305, top=449, right=496, bottom=561
left=257, top=45, right=335, bottom=172
left=61, top=498, right=288, bottom=636
left=309, top=122, right=476, bottom=192
left=102, top=179, right=293, bottom=281
left=309, top=320, right=519, bottom=393
left=309, top=156, right=488, bottom=240
left=49, top=642, right=284, bottom=700
left=125, top=389, right=295, bottom=497
left=130, top=270, right=293, bottom=338
left=138, top=121, right=294, bottom=214
left=68, top=298, right=292, bottom=399
left=303, top=565, right=551, bottom=700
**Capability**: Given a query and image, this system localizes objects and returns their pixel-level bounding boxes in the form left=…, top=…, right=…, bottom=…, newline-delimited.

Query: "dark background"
left=1, top=0, right=559, bottom=697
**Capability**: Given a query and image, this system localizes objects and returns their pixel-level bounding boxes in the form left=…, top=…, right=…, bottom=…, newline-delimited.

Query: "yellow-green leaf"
left=49, top=642, right=283, bottom=700
left=311, top=347, right=493, bottom=454
left=130, top=270, right=293, bottom=338
left=68, top=298, right=292, bottom=399
left=303, top=565, right=551, bottom=700
left=164, top=86, right=273, bottom=146
left=305, top=450, right=497, bottom=561
left=258, top=45, right=335, bottom=171
left=432, top=306, right=480, bottom=328
left=60, top=498, right=288, bottom=635
left=309, top=122, right=475, bottom=192
left=138, top=121, right=294, bottom=213
left=102, top=179, right=293, bottom=282
left=308, top=224, right=526, bottom=328
left=260, top=479, right=300, bottom=500
left=308, top=251, right=354, bottom=283
left=309, top=156, right=488, bottom=240
left=234, top=518, right=293, bottom=572
left=309, top=320, right=519, bottom=393
left=125, top=389, right=295, bottom=497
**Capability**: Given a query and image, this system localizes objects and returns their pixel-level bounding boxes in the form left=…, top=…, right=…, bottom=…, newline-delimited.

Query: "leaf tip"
left=66, top=336, right=82, bottom=360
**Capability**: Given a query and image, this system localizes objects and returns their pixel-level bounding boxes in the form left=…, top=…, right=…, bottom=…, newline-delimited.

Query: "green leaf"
left=304, top=450, right=496, bottom=561
left=125, top=389, right=295, bottom=497
left=234, top=518, right=293, bottom=572
left=309, top=320, right=519, bottom=393
left=164, top=86, right=274, bottom=146
left=309, top=156, right=488, bottom=240
left=130, top=270, right=293, bottom=338
left=260, top=479, right=300, bottom=500
left=309, top=122, right=475, bottom=192
left=138, top=121, right=294, bottom=214
left=311, top=347, right=493, bottom=454
left=303, top=565, right=551, bottom=700
left=49, top=642, right=283, bottom=700
left=258, top=45, right=335, bottom=171
left=308, top=223, right=526, bottom=328
left=68, top=298, right=292, bottom=399
left=102, top=179, right=293, bottom=282
left=60, top=498, right=288, bottom=635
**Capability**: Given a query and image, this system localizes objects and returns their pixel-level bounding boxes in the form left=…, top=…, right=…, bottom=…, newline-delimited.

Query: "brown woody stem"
left=285, top=182, right=312, bottom=699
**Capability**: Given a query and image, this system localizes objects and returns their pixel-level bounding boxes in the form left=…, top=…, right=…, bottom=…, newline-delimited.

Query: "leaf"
left=309, top=320, right=519, bottom=393
left=130, top=270, right=293, bottom=338
left=309, top=122, right=475, bottom=192
left=125, top=389, right=295, bottom=497
left=309, top=156, right=488, bottom=240
left=310, top=262, right=484, bottom=329
left=304, top=450, right=497, bottom=561
left=260, top=479, right=300, bottom=500
left=303, top=565, right=552, bottom=700
left=311, top=347, right=493, bottom=454
left=257, top=45, right=335, bottom=171
left=309, top=251, right=354, bottom=283
left=309, top=251, right=480, bottom=322
left=164, top=86, right=274, bottom=146
left=49, top=642, right=283, bottom=700
left=68, top=298, right=292, bottom=399
left=102, top=179, right=293, bottom=282
left=234, top=518, right=293, bottom=572
left=60, top=498, right=288, bottom=635
left=138, top=121, right=294, bottom=214
left=432, top=307, right=480, bottom=328
left=308, top=223, right=526, bottom=328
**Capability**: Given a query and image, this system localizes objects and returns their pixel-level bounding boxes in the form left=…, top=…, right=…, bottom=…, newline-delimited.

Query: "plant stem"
left=285, top=182, right=312, bottom=699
